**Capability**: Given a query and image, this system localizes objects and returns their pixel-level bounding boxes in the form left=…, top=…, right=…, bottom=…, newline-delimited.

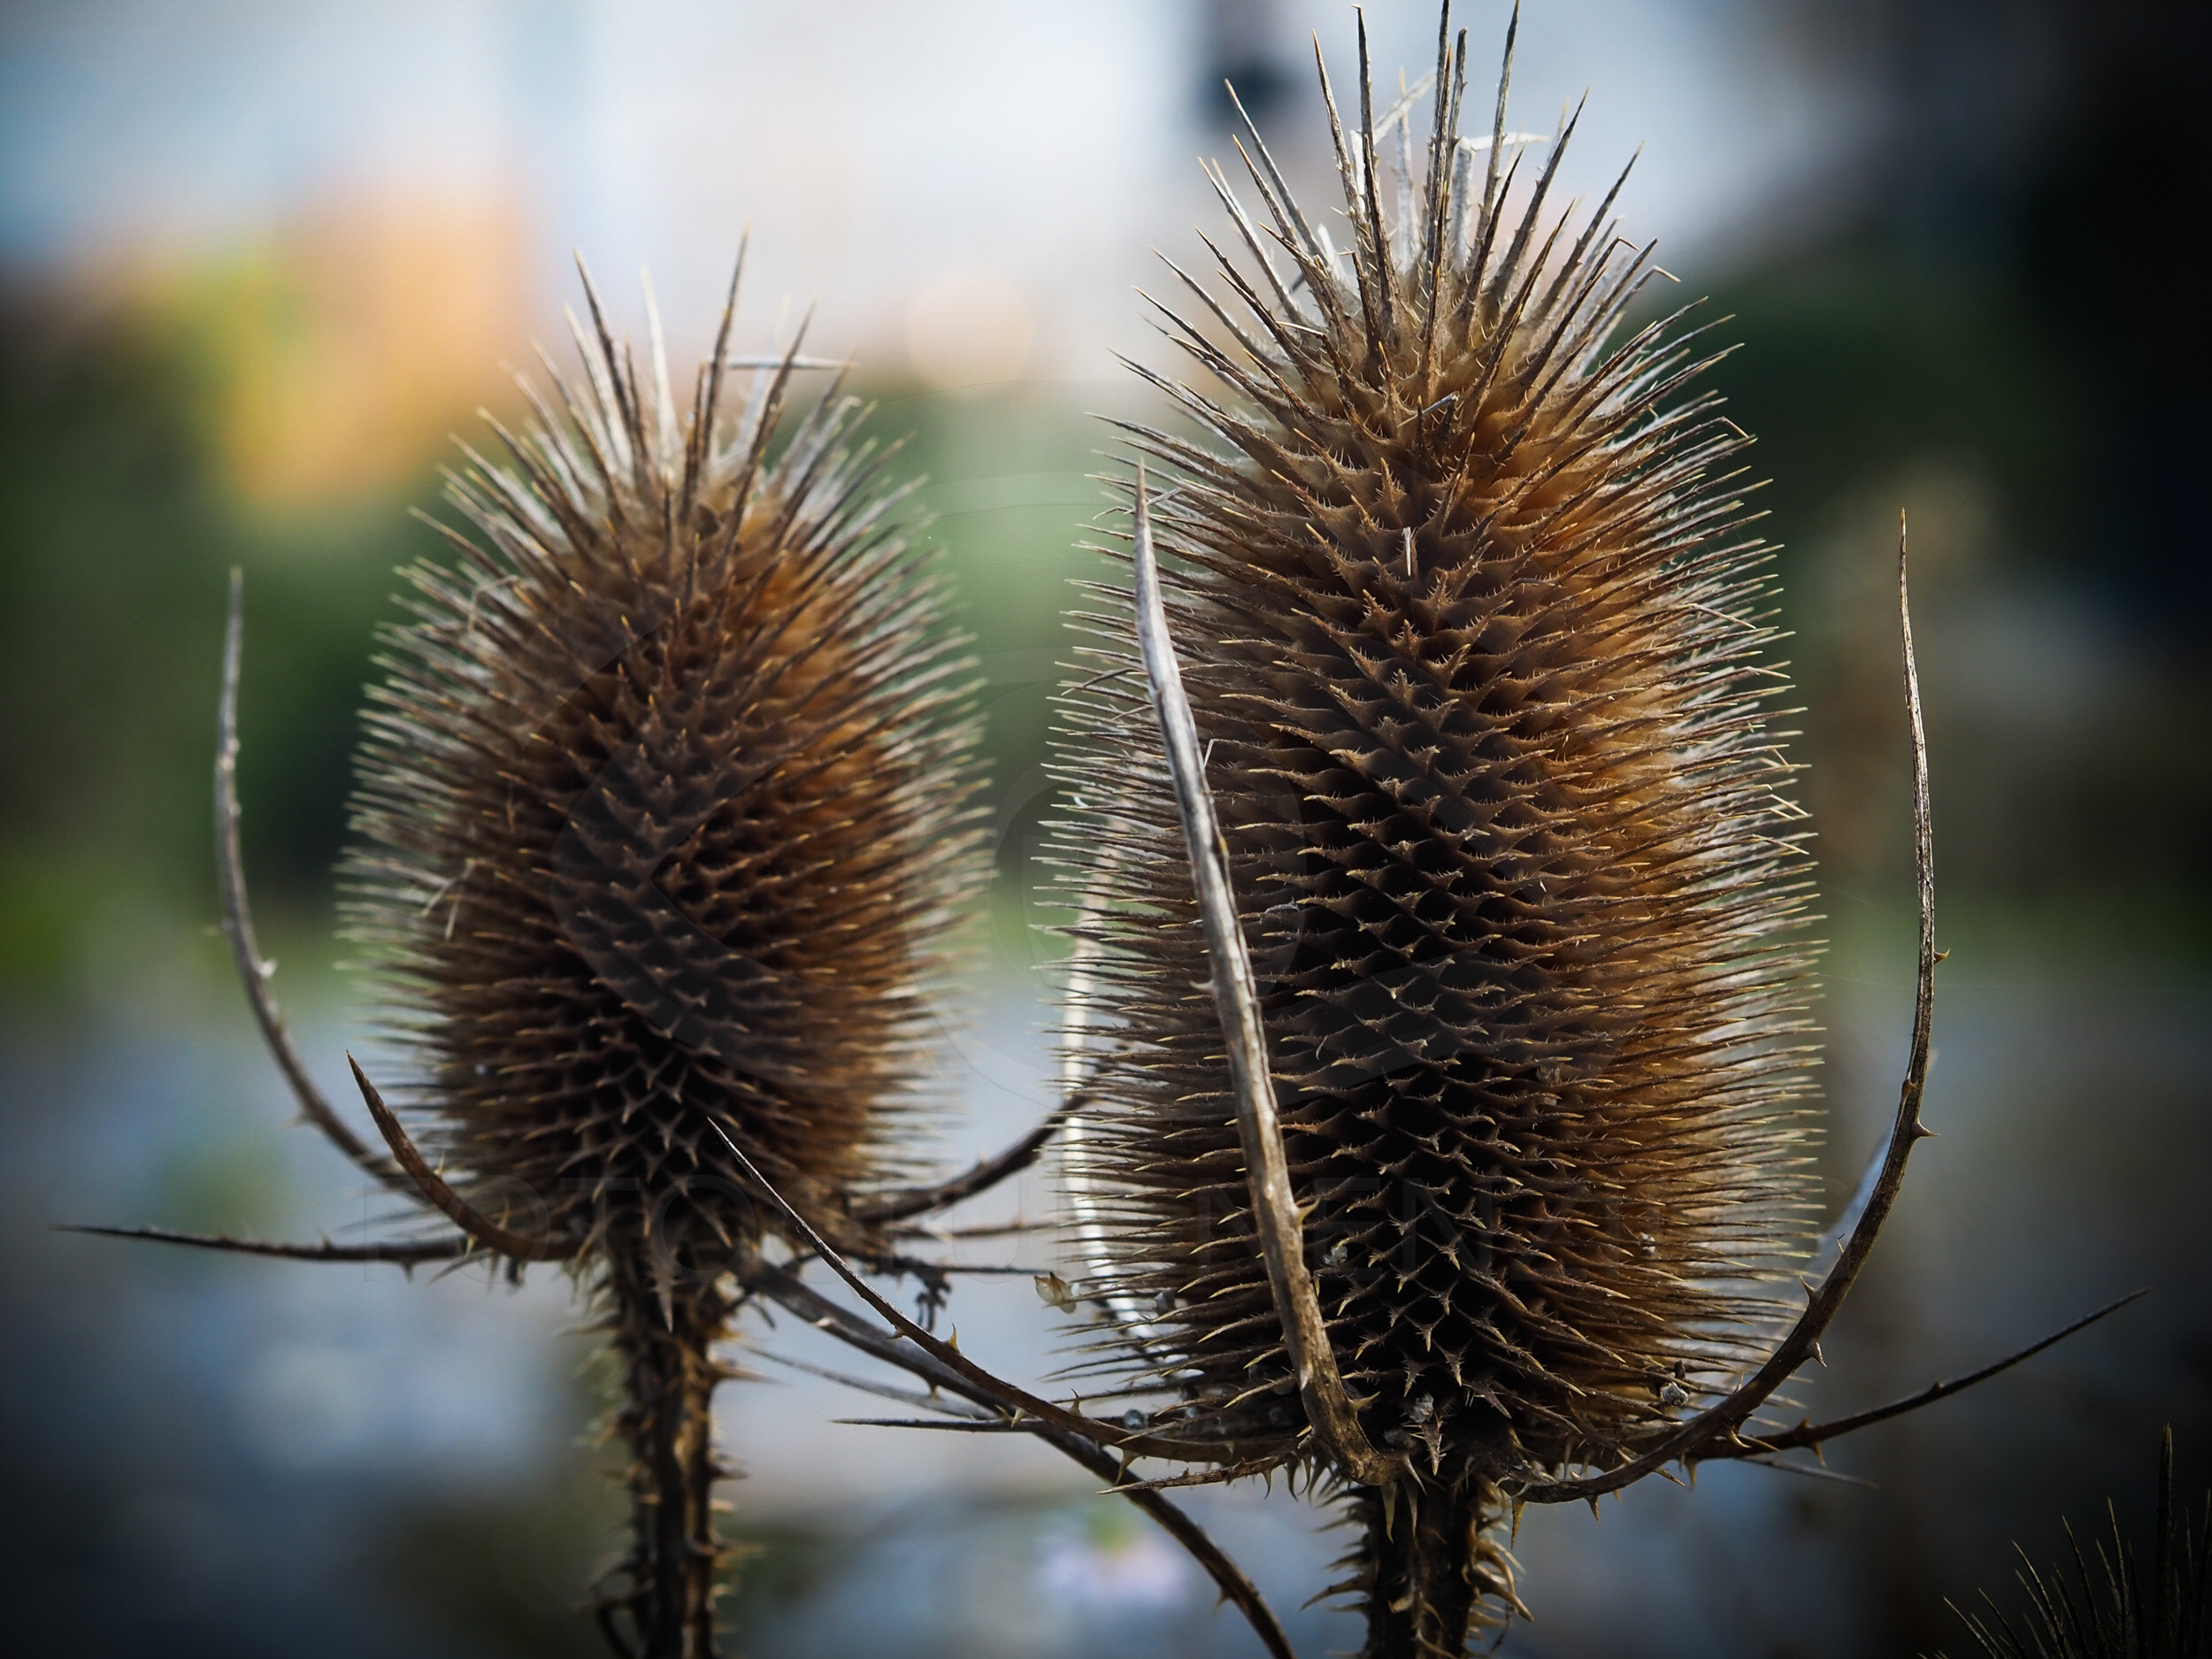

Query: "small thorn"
left=1909, top=1123, right=1938, bottom=1141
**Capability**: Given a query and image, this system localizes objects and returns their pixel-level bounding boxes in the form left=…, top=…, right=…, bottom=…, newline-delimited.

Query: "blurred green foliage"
left=1709, top=255, right=2068, bottom=542
left=0, top=301, right=419, bottom=1003
left=853, top=383, right=1112, bottom=978
left=1702, top=247, right=2211, bottom=955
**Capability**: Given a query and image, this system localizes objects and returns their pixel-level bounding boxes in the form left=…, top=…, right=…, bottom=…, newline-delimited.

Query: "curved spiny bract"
left=1050, top=11, right=1818, bottom=1651
left=342, top=264, right=986, bottom=1655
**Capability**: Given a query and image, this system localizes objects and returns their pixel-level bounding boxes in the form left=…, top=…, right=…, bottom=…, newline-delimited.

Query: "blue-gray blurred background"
left=1, top=2, right=2206, bottom=1655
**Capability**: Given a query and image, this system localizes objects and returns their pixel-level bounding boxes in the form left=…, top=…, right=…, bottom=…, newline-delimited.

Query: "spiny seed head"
left=342, top=267, right=985, bottom=1276
left=1944, top=1432, right=2208, bottom=1659
left=1052, top=20, right=1820, bottom=1492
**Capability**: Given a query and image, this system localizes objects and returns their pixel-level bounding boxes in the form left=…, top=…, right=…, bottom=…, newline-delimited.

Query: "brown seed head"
left=342, top=266, right=986, bottom=1279
left=1052, top=19, right=1820, bottom=1494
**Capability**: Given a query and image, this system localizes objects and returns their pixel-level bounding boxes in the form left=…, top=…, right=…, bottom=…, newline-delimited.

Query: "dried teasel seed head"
left=1051, top=11, right=1820, bottom=1642
left=344, top=267, right=984, bottom=1268
left=338, top=260, right=986, bottom=1648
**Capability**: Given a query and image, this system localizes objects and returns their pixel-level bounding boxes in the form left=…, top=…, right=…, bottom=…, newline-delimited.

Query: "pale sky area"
left=0, top=0, right=1868, bottom=383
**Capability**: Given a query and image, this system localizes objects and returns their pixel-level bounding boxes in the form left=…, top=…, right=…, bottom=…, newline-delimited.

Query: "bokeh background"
left=1, top=1, right=2206, bottom=1655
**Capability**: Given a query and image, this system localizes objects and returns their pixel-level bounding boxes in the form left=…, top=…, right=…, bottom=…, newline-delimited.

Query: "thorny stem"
left=349, top=1055, right=572, bottom=1261
left=217, top=571, right=410, bottom=1194
left=600, top=1256, right=734, bottom=1659
left=741, top=1260, right=1297, bottom=1659
left=850, top=1093, right=1080, bottom=1225
left=62, top=1225, right=468, bottom=1265
left=1354, top=1479, right=1526, bottom=1659
left=703, top=1118, right=1251, bottom=1465
left=1722, top=1286, right=2147, bottom=1461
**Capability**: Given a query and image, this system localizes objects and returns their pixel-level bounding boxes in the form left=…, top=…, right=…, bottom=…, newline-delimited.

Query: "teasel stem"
left=216, top=570, right=410, bottom=1195
left=850, top=1098, right=1079, bottom=1225
left=700, top=1118, right=1251, bottom=1468
left=704, top=1128, right=1307, bottom=1656
left=1349, top=1479, right=1528, bottom=1658
left=348, top=1056, right=572, bottom=1260
left=599, top=1256, right=736, bottom=1659
left=62, top=1225, right=468, bottom=1266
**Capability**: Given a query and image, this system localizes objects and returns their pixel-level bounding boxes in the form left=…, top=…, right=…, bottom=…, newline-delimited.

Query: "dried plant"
left=1059, top=2, right=1819, bottom=1497
left=333, top=255, right=995, bottom=1648
left=70, top=13, right=2148, bottom=1657
left=1029, top=5, right=2138, bottom=1653
left=1939, top=1432, right=2210, bottom=1659
left=77, top=258, right=1294, bottom=1659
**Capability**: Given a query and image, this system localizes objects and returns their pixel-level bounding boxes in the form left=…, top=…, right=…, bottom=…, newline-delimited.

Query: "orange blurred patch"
left=134, top=190, right=532, bottom=507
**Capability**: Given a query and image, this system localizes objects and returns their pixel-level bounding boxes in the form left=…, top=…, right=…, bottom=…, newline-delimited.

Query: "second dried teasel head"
left=1041, top=6, right=2130, bottom=1650
left=1053, top=7, right=1824, bottom=1647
